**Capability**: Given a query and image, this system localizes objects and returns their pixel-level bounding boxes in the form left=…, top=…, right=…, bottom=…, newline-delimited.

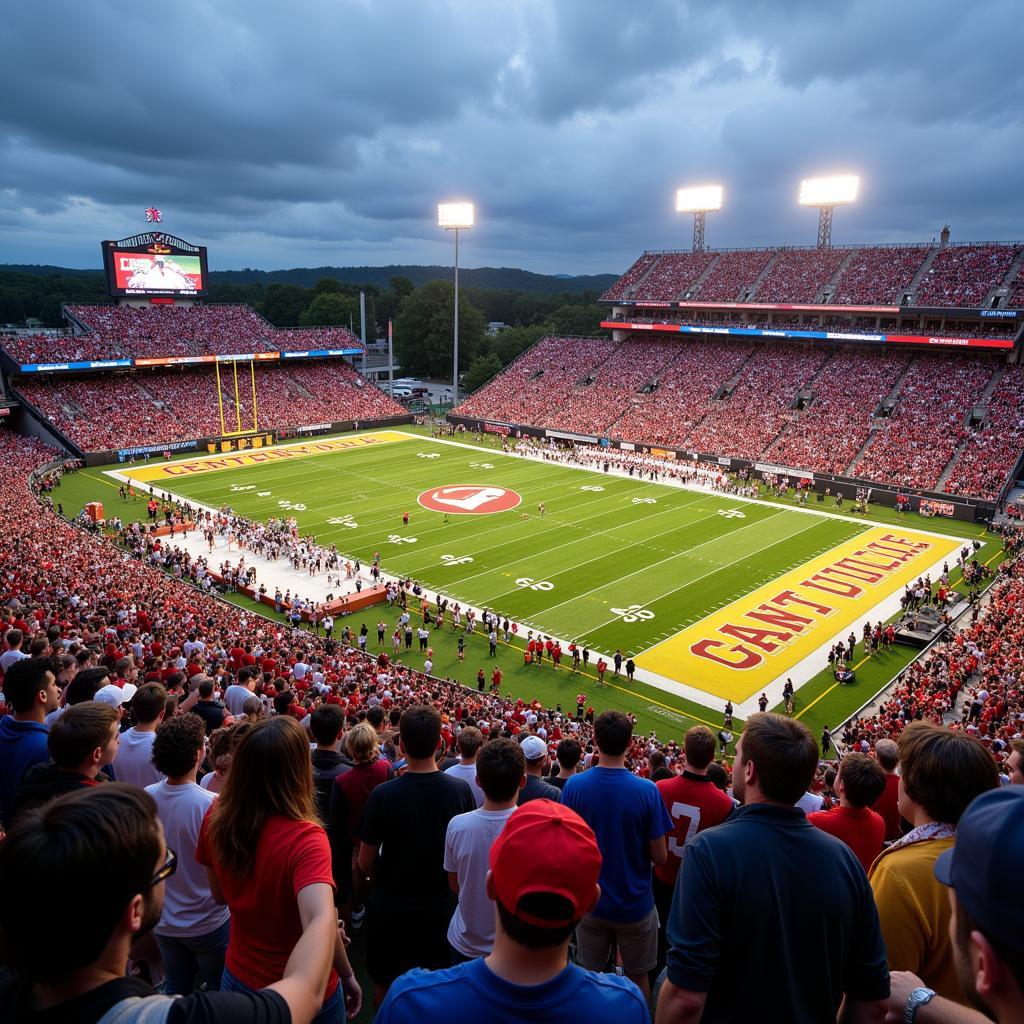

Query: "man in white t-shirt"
left=444, top=737, right=525, bottom=960
left=0, top=628, right=28, bottom=674
left=223, top=667, right=256, bottom=717
left=113, top=682, right=167, bottom=789
left=146, top=711, right=230, bottom=993
left=444, top=726, right=486, bottom=807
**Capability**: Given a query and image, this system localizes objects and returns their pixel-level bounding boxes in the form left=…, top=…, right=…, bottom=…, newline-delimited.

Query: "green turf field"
left=96, top=428, right=994, bottom=719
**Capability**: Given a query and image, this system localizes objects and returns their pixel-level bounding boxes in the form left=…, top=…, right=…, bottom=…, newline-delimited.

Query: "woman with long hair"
left=197, top=716, right=361, bottom=1021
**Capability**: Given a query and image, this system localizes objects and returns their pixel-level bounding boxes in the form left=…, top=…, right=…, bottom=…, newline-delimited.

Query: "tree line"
left=0, top=269, right=607, bottom=392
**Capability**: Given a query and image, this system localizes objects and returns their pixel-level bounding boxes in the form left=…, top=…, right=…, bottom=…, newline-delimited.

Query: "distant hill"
left=0, top=263, right=619, bottom=294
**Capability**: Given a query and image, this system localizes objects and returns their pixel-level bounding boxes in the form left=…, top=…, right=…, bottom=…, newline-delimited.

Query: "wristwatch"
left=904, top=987, right=936, bottom=1023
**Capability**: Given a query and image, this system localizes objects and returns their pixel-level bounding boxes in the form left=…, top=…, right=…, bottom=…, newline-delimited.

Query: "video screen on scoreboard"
left=102, top=236, right=208, bottom=297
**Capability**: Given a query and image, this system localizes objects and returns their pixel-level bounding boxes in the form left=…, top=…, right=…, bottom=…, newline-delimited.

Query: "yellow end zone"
left=115, top=431, right=411, bottom=483
left=635, top=526, right=961, bottom=702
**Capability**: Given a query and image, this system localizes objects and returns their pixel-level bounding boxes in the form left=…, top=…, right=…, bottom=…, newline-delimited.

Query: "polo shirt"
left=666, top=802, right=888, bottom=1022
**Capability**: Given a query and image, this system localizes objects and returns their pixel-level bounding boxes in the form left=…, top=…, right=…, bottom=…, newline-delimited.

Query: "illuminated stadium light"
left=675, top=185, right=723, bottom=213
left=798, top=175, right=859, bottom=207
left=798, top=175, right=859, bottom=248
left=438, top=201, right=475, bottom=406
left=437, top=202, right=475, bottom=229
left=676, top=185, right=723, bottom=253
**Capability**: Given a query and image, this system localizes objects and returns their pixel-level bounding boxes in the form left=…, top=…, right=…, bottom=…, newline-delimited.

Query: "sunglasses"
left=146, top=847, right=177, bottom=889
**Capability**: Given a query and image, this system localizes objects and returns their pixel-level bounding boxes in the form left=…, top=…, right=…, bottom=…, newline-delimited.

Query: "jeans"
left=223, top=966, right=344, bottom=1024
left=157, top=918, right=230, bottom=995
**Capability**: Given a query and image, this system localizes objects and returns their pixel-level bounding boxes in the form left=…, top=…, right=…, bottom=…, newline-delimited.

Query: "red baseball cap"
left=489, top=800, right=601, bottom=927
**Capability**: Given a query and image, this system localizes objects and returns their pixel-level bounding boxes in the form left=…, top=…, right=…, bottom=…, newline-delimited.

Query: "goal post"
left=214, top=357, right=260, bottom=437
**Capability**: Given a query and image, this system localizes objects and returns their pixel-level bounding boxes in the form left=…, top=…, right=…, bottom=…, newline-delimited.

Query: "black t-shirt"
left=191, top=701, right=225, bottom=736
left=357, top=770, right=475, bottom=914
left=0, top=974, right=288, bottom=1024
left=518, top=775, right=561, bottom=805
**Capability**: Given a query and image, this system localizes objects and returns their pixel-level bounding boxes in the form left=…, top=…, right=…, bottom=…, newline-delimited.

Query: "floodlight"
left=676, top=185, right=723, bottom=213
left=798, top=175, right=859, bottom=207
left=438, top=202, right=475, bottom=229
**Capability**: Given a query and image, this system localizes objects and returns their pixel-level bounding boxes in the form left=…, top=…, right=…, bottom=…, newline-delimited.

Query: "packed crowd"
left=753, top=247, right=849, bottom=304
left=457, top=335, right=1023, bottom=497
left=689, top=248, right=775, bottom=302
left=683, top=344, right=828, bottom=459
left=765, top=349, right=910, bottom=475
left=1, top=426, right=1024, bottom=1022
left=628, top=252, right=715, bottom=303
left=0, top=304, right=364, bottom=364
left=944, top=366, right=1024, bottom=501
left=600, top=242, right=1022, bottom=309
left=831, top=246, right=931, bottom=304
left=608, top=340, right=753, bottom=448
left=913, top=244, right=1022, bottom=308
left=853, top=356, right=996, bottom=491
left=16, top=360, right=405, bottom=451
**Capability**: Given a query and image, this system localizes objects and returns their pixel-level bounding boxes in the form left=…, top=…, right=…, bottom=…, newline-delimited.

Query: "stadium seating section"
left=456, top=334, right=1024, bottom=498
left=1, top=304, right=362, bottom=363
left=599, top=243, right=1024, bottom=307
left=16, top=360, right=405, bottom=452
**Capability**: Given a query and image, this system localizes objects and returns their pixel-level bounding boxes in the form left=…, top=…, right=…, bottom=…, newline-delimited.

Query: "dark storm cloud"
left=1, top=0, right=1022, bottom=274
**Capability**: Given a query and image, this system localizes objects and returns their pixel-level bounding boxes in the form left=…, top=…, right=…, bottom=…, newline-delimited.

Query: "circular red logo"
left=417, top=485, right=522, bottom=515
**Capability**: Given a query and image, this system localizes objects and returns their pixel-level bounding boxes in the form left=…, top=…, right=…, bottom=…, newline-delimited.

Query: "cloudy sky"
left=2, top=0, right=1022, bottom=275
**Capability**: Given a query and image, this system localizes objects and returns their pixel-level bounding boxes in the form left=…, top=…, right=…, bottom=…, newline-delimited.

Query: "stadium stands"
left=683, top=345, right=829, bottom=459
left=0, top=304, right=363, bottom=363
left=944, top=366, right=1024, bottom=501
left=628, top=251, right=715, bottom=302
left=765, top=349, right=911, bottom=475
left=831, top=247, right=930, bottom=304
left=852, top=355, right=995, bottom=491
left=692, top=249, right=775, bottom=302
left=754, top=248, right=849, bottom=303
left=599, top=253, right=659, bottom=302
left=452, top=335, right=617, bottom=427
left=913, top=244, right=1021, bottom=308
left=15, top=361, right=405, bottom=451
left=608, top=339, right=753, bottom=447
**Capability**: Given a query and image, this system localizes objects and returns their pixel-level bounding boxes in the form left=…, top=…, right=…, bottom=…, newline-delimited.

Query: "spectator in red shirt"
left=197, top=716, right=361, bottom=1021
left=871, top=738, right=903, bottom=841
left=808, top=753, right=888, bottom=872
left=653, top=726, right=734, bottom=978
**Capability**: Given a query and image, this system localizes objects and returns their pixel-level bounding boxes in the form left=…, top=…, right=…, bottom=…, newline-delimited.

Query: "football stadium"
left=3, top=100, right=1024, bottom=1024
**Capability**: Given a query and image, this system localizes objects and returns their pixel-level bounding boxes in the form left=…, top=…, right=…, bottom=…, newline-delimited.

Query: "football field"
left=113, top=429, right=962, bottom=713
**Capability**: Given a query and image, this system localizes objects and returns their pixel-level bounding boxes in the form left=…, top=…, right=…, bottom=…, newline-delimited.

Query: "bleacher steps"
left=905, top=246, right=940, bottom=305
left=845, top=425, right=881, bottom=476
left=744, top=251, right=780, bottom=301
left=818, top=249, right=858, bottom=303
left=624, top=256, right=662, bottom=301
left=990, top=247, right=1024, bottom=308
left=685, top=254, right=721, bottom=300
left=936, top=439, right=969, bottom=491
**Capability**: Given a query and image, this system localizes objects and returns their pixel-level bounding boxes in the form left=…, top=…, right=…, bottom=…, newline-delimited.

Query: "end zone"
left=109, top=430, right=410, bottom=484
left=635, top=526, right=962, bottom=703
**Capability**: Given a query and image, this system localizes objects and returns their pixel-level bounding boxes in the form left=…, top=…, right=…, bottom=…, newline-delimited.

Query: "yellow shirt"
left=869, top=837, right=960, bottom=1001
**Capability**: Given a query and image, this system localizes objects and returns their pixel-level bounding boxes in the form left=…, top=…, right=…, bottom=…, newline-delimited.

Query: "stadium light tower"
left=438, top=201, right=474, bottom=406
left=676, top=185, right=723, bottom=253
left=798, top=175, right=859, bottom=249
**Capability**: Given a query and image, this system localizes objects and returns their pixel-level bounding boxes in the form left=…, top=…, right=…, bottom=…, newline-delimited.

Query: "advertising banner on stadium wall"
left=919, top=498, right=956, bottom=517
left=280, top=348, right=362, bottom=359
left=18, top=358, right=133, bottom=373
left=133, top=355, right=217, bottom=367
left=600, top=321, right=1014, bottom=350
left=546, top=429, right=599, bottom=443
left=755, top=462, right=814, bottom=480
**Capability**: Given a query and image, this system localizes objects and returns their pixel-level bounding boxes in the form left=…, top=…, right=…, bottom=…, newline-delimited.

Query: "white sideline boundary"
left=101, top=430, right=975, bottom=720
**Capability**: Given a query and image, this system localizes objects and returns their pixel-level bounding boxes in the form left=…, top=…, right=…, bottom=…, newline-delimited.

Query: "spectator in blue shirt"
left=0, top=657, right=61, bottom=830
left=561, top=710, right=672, bottom=1002
left=655, top=713, right=889, bottom=1024
left=376, top=800, right=650, bottom=1024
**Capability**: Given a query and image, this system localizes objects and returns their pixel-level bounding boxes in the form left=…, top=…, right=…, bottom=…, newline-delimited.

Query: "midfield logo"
left=418, top=485, right=522, bottom=515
